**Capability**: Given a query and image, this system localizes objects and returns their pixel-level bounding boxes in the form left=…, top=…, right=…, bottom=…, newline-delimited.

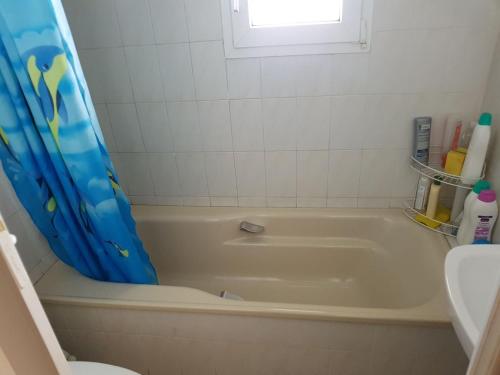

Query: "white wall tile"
left=79, top=48, right=134, bottom=104
left=114, top=0, right=155, bottom=45
left=407, top=29, right=449, bottom=94
left=266, top=151, right=296, bottom=197
left=297, top=151, right=328, bottom=198
left=136, top=102, right=173, bottom=152
left=391, top=149, right=418, bottom=198
left=62, top=0, right=122, bottom=49
left=362, top=95, right=415, bottom=150
left=327, top=198, right=358, bottom=208
left=210, top=197, right=238, bottom=207
left=124, top=46, right=164, bottom=101
left=227, top=59, right=262, bottom=99
left=94, top=104, right=117, bottom=152
left=176, top=152, right=208, bottom=196
left=128, top=195, right=157, bottom=205
left=295, top=55, right=332, bottom=97
left=182, top=196, right=210, bottom=206
left=444, top=27, right=497, bottom=94
left=198, top=100, right=233, bottom=151
left=415, top=0, right=456, bottom=29
left=331, top=54, right=370, bottom=95
left=5, top=212, right=45, bottom=272
left=267, top=197, right=297, bottom=207
left=330, top=96, right=366, bottom=150
left=107, top=103, right=145, bottom=152
left=483, top=37, right=500, bottom=243
left=113, top=153, right=154, bottom=195
left=262, top=98, right=297, bottom=151
left=0, top=168, right=20, bottom=218
left=235, top=152, right=266, bottom=197
left=366, top=30, right=415, bottom=94
left=297, top=198, right=327, bottom=208
left=190, top=41, right=228, bottom=100
left=61, top=0, right=500, bottom=209
left=296, top=97, right=330, bottom=150
left=149, top=0, right=189, bottom=43
left=238, top=197, right=267, bottom=207
left=184, top=0, right=222, bottom=42
left=230, top=99, right=264, bottom=151
left=359, top=149, right=399, bottom=198
left=156, top=196, right=183, bottom=206
left=328, top=150, right=362, bottom=197
left=372, top=0, right=416, bottom=31
left=148, top=153, right=180, bottom=196
left=157, top=44, right=196, bottom=101
left=261, top=57, right=297, bottom=98
left=205, top=152, right=237, bottom=197
left=357, top=198, right=391, bottom=208
left=167, top=101, right=202, bottom=152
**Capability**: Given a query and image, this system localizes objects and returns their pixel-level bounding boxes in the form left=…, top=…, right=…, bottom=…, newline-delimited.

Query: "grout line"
left=326, top=96, right=333, bottom=200
left=92, top=91, right=479, bottom=105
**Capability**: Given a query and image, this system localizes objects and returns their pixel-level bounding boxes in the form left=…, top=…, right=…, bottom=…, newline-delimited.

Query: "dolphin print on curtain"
left=0, top=0, right=158, bottom=284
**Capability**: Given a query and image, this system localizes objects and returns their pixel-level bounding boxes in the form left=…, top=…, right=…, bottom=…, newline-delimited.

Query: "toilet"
left=69, top=361, right=140, bottom=375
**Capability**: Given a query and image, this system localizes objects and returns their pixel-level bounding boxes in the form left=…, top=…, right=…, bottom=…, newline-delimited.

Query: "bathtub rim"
left=37, top=260, right=451, bottom=327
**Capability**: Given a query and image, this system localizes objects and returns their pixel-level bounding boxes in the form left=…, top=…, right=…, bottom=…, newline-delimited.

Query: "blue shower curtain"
left=0, top=0, right=158, bottom=284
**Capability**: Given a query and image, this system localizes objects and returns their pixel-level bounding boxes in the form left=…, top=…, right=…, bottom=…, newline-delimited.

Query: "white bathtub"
left=37, top=207, right=468, bottom=374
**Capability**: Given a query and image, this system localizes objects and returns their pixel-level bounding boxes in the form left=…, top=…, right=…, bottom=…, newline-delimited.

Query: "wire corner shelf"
left=409, top=156, right=484, bottom=190
left=403, top=199, right=457, bottom=237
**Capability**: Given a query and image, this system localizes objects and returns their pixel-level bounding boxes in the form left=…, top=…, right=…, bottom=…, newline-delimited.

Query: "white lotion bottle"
left=457, top=180, right=491, bottom=244
left=461, top=113, right=492, bottom=184
left=464, top=190, right=498, bottom=244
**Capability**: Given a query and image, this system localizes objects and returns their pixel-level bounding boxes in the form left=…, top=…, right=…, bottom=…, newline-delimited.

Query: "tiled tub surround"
left=44, top=305, right=468, bottom=375
left=0, top=166, right=56, bottom=282
left=61, top=0, right=500, bottom=208
left=38, top=206, right=467, bottom=374
left=482, top=36, right=500, bottom=243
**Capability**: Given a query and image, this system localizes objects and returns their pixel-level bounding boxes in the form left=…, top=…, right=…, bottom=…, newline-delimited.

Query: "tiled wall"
left=0, top=166, right=56, bottom=282
left=45, top=303, right=468, bottom=375
left=483, top=36, right=500, bottom=244
left=61, top=0, right=500, bottom=208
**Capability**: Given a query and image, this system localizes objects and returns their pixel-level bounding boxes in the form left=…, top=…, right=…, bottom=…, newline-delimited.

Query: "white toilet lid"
left=69, top=361, right=141, bottom=375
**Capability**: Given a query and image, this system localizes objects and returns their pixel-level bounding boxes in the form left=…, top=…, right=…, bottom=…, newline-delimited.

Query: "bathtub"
left=37, top=206, right=449, bottom=323
left=37, top=207, right=468, bottom=374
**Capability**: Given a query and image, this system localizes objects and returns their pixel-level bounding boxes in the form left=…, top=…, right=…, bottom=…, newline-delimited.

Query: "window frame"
left=221, top=0, right=373, bottom=58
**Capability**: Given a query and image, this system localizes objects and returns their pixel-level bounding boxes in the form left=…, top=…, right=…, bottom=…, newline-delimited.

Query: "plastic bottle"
left=414, top=176, right=431, bottom=211
left=426, top=177, right=442, bottom=219
left=456, top=180, right=491, bottom=244
left=461, top=113, right=492, bottom=184
left=459, top=121, right=474, bottom=149
left=441, top=115, right=468, bottom=168
left=470, top=190, right=498, bottom=244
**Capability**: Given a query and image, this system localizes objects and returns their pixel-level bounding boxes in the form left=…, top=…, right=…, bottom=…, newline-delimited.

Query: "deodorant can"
left=413, top=117, right=432, bottom=165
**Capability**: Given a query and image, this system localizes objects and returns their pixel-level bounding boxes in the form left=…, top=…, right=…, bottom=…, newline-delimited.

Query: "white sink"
left=445, top=245, right=500, bottom=358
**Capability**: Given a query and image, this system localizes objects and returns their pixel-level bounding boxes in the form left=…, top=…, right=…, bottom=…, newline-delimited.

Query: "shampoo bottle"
left=456, top=180, right=491, bottom=244
left=461, top=113, right=492, bottom=184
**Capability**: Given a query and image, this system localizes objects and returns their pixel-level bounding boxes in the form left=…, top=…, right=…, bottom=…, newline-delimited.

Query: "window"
left=221, top=0, right=373, bottom=58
